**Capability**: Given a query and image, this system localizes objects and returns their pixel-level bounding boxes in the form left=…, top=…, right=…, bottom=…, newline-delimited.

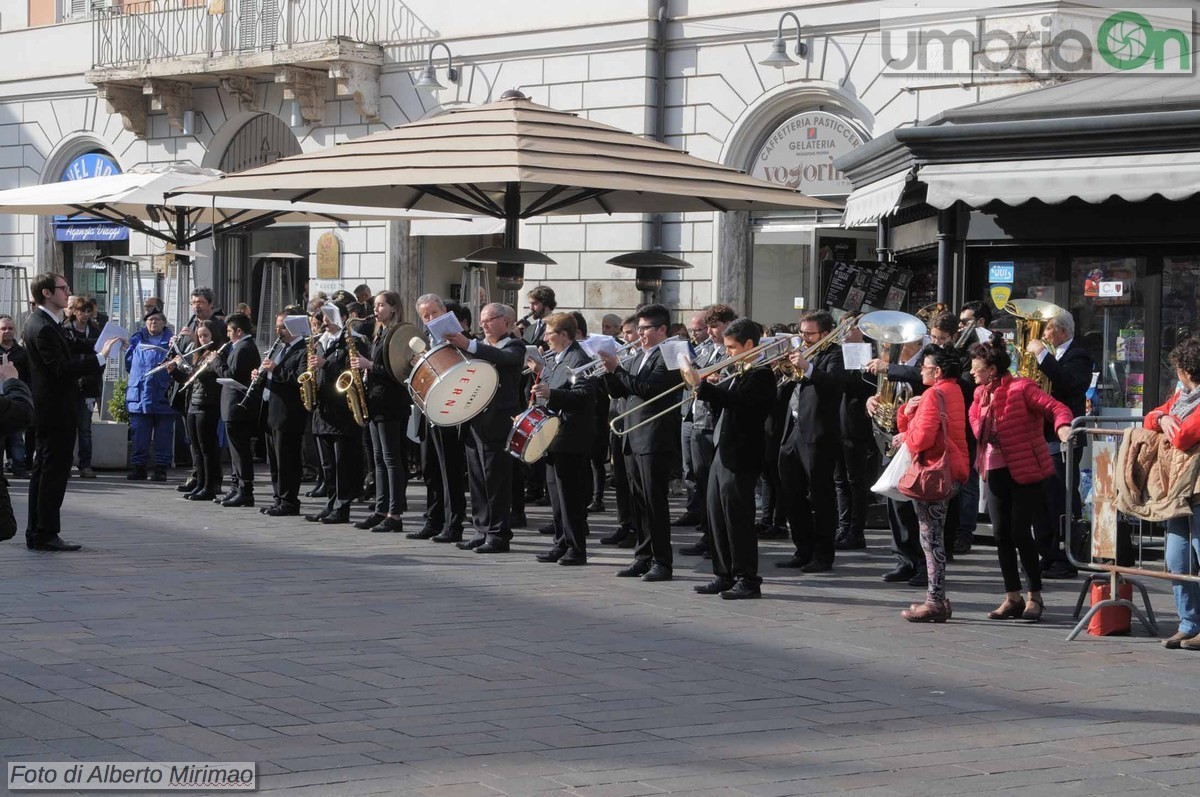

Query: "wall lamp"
left=415, top=42, right=459, bottom=90
left=759, top=11, right=807, bottom=68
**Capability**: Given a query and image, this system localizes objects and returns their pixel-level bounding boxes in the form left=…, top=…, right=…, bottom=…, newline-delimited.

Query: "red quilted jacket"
left=969, top=374, right=1073, bottom=485
left=898, top=378, right=969, bottom=484
left=1144, top=390, right=1200, bottom=451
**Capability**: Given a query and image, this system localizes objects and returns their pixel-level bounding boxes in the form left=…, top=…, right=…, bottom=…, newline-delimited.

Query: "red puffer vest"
left=898, top=378, right=969, bottom=484
left=969, top=375, right=1073, bottom=485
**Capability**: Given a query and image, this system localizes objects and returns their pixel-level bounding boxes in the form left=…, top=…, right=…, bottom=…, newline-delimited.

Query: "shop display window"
left=1069, top=256, right=1145, bottom=415
left=1161, top=255, right=1200, bottom=403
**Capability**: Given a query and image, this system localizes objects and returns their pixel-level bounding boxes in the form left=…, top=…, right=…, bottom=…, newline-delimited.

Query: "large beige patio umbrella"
left=183, top=91, right=841, bottom=248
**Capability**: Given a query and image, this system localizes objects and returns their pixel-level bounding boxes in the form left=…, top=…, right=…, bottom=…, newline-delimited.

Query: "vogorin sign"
left=753, top=111, right=865, bottom=197
left=880, top=7, right=1192, bottom=76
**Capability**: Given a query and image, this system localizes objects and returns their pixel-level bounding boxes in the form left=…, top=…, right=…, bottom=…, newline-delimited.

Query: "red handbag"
left=899, top=389, right=954, bottom=502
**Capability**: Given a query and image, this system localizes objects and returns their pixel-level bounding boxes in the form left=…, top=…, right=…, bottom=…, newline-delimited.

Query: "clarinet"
left=237, top=336, right=284, bottom=409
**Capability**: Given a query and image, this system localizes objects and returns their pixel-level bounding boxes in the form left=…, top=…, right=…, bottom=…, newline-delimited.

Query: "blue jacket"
left=125, top=327, right=175, bottom=414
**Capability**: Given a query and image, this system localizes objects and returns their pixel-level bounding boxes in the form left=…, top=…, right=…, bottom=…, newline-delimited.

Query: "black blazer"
left=603, top=346, right=684, bottom=456
left=467, top=335, right=526, bottom=442
left=841, top=366, right=876, bottom=441
left=210, top=335, right=261, bottom=424
left=22, top=308, right=104, bottom=429
left=697, top=364, right=776, bottom=473
left=1040, top=341, right=1093, bottom=424
left=780, top=344, right=845, bottom=451
left=312, top=332, right=356, bottom=435
left=365, top=326, right=411, bottom=423
left=542, top=341, right=596, bottom=456
left=265, top=337, right=309, bottom=429
left=0, top=378, right=34, bottom=435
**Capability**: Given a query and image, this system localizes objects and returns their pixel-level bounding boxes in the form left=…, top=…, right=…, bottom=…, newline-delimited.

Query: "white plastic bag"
left=871, top=444, right=913, bottom=503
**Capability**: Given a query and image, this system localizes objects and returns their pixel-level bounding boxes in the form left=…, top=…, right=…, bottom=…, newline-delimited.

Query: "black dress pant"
left=316, top=432, right=363, bottom=516
left=835, top=436, right=875, bottom=536
left=611, top=431, right=634, bottom=529
left=425, top=424, right=466, bottom=533
left=1032, top=445, right=1083, bottom=567
left=986, top=467, right=1046, bottom=593
left=465, top=429, right=512, bottom=540
left=26, top=425, right=75, bottom=545
left=888, top=496, right=924, bottom=572
left=689, top=425, right=716, bottom=540
left=708, top=458, right=760, bottom=586
left=226, top=420, right=256, bottom=493
left=267, top=418, right=305, bottom=509
left=759, top=433, right=785, bottom=526
left=547, top=451, right=590, bottom=556
left=778, top=440, right=838, bottom=566
left=630, top=451, right=673, bottom=568
left=369, top=417, right=408, bottom=516
left=186, top=410, right=221, bottom=496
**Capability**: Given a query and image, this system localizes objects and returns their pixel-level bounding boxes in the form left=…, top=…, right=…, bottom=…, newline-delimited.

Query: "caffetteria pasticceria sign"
left=752, top=111, right=866, bottom=197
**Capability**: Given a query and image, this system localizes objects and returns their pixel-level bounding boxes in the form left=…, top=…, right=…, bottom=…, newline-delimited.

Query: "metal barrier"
left=1063, top=415, right=1200, bottom=641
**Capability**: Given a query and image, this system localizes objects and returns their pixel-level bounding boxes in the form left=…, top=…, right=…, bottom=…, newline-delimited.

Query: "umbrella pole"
left=503, top=183, right=520, bottom=307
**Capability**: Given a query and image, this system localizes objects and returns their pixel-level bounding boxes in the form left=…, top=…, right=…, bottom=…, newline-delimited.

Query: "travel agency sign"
left=752, top=111, right=866, bottom=197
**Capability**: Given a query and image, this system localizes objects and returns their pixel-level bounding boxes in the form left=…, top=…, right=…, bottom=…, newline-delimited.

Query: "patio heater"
left=606, top=250, right=693, bottom=305
left=452, top=246, right=557, bottom=334
left=0, top=263, right=31, bottom=336
left=99, top=254, right=155, bottom=421
left=253, top=253, right=303, bottom=348
left=162, top=249, right=203, bottom=335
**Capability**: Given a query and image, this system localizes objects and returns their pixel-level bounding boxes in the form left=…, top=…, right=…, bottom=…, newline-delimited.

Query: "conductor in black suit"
left=210, top=313, right=261, bottom=507
left=1029, top=311, right=1093, bottom=578
left=777, top=310, right=845, bottom=573
left=530, top=312, right=595, bottom=565
left=22, top=272, right=113, bottom=551
left=445, top=303, right=526, bottom=553
left=601, top=303, right=684, bottom=582
left=258, top=313, right=310, bottom=516
left=683, top=318, right=777, bottom=599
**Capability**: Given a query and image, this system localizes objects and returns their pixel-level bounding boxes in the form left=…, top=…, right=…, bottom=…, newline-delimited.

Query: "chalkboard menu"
left=862, top=262, right=914, bottom=311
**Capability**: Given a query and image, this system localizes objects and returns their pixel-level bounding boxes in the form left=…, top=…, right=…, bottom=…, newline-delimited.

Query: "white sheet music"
left=580, top=334, right=617, bottom=358
left=660, top=339, right=692, bottom=371
left=424, top=311, right=463, bottom=345
left=841, top=342, right=874, bottom=370
left=94, top=321, right=129, bottom=354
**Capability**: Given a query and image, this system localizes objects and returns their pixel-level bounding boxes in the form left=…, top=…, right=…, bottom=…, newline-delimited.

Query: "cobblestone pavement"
left=1, top=471, right=1198, bottom=797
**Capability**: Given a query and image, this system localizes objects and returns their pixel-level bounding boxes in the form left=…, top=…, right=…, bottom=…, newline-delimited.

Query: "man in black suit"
left=601, top=303, right=684, bottom=582
left=777, top=310, right=845, bottom=573
left=599, top=315, right=640, bottom=548
left=1029, top=311, right=1093, bottom=578
left=257, top=313, right=310, bottom=516
left=22, top=273, right=112, bottom=551
left=530, top=312, right=595, bottom=565
left=305, top=302, right=363, bottom=524
left=521, top=286, right=556, bottom=348
left=210, top=313, right=261, bottom=507
left=683, top=318, right=776, bottom=599
left=445, top=303, right=526, bottom=553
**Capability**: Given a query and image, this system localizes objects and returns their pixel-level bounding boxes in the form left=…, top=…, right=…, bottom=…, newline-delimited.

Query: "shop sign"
left=752, top=111, right=865, bottom=197
left=987, top=261, right=1015, bottom=284
left=55, top=152, right=128, bottom=242
left=1098, top=280, right=1125, bottom=297
left=55, top=224, right=128, bottom=242
left=990, top=285, right=1012, bottom=310
left=316, top=232, right=340, bottom=279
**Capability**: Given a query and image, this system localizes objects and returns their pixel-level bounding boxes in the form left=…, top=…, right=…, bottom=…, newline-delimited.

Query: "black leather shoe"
left=305, top=511, right=329, bottom=523
left=694, top=578, right=734, bottom=595
left=835, top=532, right=866, bottom=550
left=266, top=505, right=301, bottom=517
left=721, top=581, right=762, bottom=600
left=175, top=479, right=198, bottom=493
left=150, top=467, right=168, bottom=482
left=679, top=541, right=710, bottom=557
left=558, top=550, right=587, bottom=566
left=214, top=489, right=236, bottom=504
left=222, top=493, right=255, bottom=508
left=600, top=526, right=632, bottom=546
left=616, top=560, right=651, bottom=578
left=126, top=467, right=148, bottom=481
left=185, top=491, right=216, bottom=501
left=775, top=556, right=810, bottom=569
left=670, top=512, right=700, bottom=527
left=354, top=513, right=386, bottom=530
left=30, top=535, right=82, bottom=552
left=405, top=526, right=440, bottom=540
left=457, top=535, right=487, bottom=550
left=431, top=529, right=463, bottom=543
left=952, top=536, right=973, bottom=555
left=800, top=560, right=832, bottom=574
left=370, top=517, right=404, bottom=533
left=758, top=524, right=789, bottom=540
left=617, top=534, right=638, bottom=549
left=537, top=524, right=556, bottom=535
left=642, top=563, right=673, bottom=582
left=881, top=566, right=916, bottom=583
left=305, top=485, right=329, bottom=498
left=536, top=547, right=566, bottom=563
left=509, top=514, right=528, bottom=528
left=586, top=500, right=605, bottom=514
left=320, top=512, right=350, bottom=525
left=476, top=539, right=510, bottom=554
left=907, top=571, right=929, bottom=588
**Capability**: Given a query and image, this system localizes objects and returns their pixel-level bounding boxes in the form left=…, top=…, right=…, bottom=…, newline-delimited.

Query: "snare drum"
left=406, top=343, right=499, bottom=426
left=506, top=406, right=561, bottom=463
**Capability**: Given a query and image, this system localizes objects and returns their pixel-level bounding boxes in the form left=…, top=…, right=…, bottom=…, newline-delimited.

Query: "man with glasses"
left=444, top=303, right=526, bottom=553
left=600, top=303, right=684, bottom=582
left=22, top=273, right=114, bottom=551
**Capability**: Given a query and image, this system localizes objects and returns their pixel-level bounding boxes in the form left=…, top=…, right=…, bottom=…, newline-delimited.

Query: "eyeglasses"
left=798, top=329, right=822, bottom=337
left=920, top=365, right=939, bottom=372
left=53, top=284, right=69, bottom=293
left=636, top=324, right=662, bottom=332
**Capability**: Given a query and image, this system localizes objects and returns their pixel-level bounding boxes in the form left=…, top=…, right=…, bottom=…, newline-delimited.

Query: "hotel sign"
left=752, top=111, right=866, bottom=197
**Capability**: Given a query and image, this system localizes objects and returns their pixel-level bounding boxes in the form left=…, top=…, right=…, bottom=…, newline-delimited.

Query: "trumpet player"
left=167, top=319, right=228, bottom=502
left=256, top=313, right=310, bottom=517
left=444, top=303, right=526, bottom=553
left=210, top=313, right=261, bottom=508
left=304, top=302, right=363, bottom=525
left=599, top=315, right=641, bottom=548
left=776, top=310, right=844, bottom=573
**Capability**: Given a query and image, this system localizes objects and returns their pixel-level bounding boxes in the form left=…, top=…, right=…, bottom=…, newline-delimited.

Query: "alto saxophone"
left=297, top=333, right=318, bottom=412
left=335, top=324, right=368, bottom=427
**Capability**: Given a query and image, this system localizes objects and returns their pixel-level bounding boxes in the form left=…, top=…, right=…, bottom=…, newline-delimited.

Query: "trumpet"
left=144, top=340, right=215, bottom=377
left=181, top=341, right=231, bottom=389
left=771, top=313, right=862, bottom=385
left=567, top=340, right=640, bottom=383
left=522, top=350, right=557, bottom=377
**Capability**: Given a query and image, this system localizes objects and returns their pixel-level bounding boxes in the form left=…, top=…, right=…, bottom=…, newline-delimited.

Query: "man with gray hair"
left=1028, top=310, right=1093, bottom=579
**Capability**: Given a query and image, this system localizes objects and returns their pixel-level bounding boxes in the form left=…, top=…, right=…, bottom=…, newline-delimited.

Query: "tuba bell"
left=1004, top=298, right=1066, bottom=393
left=857, top=310, right=928, bottom=452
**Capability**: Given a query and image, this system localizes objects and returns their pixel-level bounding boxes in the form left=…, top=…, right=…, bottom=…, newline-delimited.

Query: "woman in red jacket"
left=1143, top=337, right=1200, bottom=650
left=896, top=345, right=970, bottom=622
left=969, top=338, right=1073, bottom=622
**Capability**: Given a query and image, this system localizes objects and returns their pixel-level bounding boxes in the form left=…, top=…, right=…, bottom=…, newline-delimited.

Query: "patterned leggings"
left=913, top=499, right=948, bottom=604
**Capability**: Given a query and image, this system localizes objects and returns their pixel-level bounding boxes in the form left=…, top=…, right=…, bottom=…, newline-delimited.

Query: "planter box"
left=90, top=420, right=129, bottom=470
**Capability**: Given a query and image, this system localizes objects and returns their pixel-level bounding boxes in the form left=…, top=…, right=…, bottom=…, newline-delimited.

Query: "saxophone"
left=335, top=324, right=368, bottom=427
left=297, top=334, right=318, bottom=412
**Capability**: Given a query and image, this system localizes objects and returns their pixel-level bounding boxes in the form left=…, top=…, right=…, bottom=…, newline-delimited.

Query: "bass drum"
left=506, top=406, right=560, bottom=464
left=406, top=343, right=498, bottom=426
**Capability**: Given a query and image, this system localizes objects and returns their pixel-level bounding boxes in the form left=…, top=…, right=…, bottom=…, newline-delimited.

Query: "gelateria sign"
left=752, top=111, right=865, bottom=197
